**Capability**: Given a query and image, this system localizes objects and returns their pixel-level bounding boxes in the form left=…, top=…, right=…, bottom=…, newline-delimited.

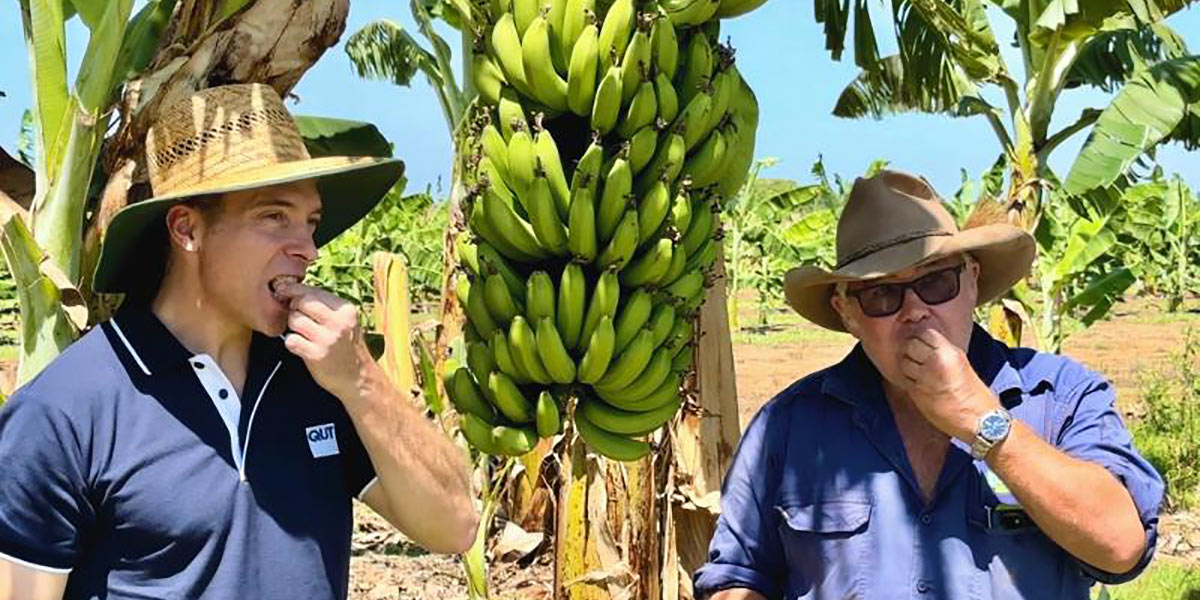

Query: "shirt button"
left=193, top=362, right=204, bottom=369
left=917, top=581, right=931, bottom=594
left=219, top=389, right=229, bottom=400
left=920, top=514, right=932, bottom=525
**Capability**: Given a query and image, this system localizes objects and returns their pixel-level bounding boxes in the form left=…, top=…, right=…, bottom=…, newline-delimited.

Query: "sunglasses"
left=846, top=263, right=966, bottom=318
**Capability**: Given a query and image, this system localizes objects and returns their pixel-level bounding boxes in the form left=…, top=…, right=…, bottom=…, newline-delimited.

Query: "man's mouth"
left=268, top=275, right=301, bottom=303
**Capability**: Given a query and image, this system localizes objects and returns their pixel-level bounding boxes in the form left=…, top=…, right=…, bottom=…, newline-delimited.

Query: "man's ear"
left=830, top=291, right=862, bottom=339
left=165, top=205, right=202, bottom=252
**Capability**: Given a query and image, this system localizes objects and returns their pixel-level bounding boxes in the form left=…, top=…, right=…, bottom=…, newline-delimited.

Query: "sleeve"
left=336, top=405, right=378, bottom=501
left=693, top=400, right=786, bottom=600
left=0, top=393, right=94, bottom=572
left=1054, top=374, right=1165, bottom=584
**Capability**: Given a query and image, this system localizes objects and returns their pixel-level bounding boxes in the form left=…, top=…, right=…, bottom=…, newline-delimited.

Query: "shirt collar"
left=109, top=303, right=287, bottom=377
left=821, top=323, right=1029, bottom=414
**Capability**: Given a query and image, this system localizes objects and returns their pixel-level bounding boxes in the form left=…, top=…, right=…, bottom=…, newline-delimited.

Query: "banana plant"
left=1110, top=173, right=1197, bottom=311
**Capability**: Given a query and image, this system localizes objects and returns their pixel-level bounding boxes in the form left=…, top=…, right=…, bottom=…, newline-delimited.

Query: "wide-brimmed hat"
left=92, top=83, right=405, bottom=293
left=783, top=169, right=1035, bottom=332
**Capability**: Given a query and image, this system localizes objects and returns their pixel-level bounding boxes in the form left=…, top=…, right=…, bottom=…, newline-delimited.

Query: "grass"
left=731, top=306, right=846, bottom=346
left=1129, top=328, right=1200, bottom=511
left=1094, top=560, right=1200, bottom=599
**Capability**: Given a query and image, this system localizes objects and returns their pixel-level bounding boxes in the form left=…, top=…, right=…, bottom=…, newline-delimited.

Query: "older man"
left=694, top=170, right=1163, bottom=599
left=0, top=84, right=477, bottom=600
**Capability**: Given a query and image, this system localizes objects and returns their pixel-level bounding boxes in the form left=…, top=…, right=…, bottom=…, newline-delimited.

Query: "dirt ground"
left=347, top=295, right=1200, bottom=599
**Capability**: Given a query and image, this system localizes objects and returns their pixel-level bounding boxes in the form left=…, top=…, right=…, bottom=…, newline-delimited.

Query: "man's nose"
left=287, top=232, right=319, bottom=264
left=897, top=286, right=931, bottom=321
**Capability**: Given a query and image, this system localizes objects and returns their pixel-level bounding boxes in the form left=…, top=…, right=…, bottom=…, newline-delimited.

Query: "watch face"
left=981, top=413, right=1011, bottom=441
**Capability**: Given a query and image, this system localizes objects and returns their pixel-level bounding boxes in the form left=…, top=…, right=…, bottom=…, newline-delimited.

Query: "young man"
left=694, top=170, right=1163, bottom=599
left=0, top=84, right=477, bottom=600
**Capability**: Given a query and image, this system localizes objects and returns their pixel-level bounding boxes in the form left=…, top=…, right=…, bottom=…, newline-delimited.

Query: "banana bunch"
left=453, top=0, right=760, bottom=462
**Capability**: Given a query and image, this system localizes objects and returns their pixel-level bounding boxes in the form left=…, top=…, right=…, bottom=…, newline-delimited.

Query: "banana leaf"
left=294, top=116, right=395, bottom=159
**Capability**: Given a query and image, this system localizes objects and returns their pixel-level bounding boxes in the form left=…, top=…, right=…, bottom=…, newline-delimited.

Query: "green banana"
left=545, top=0, right=569, bottom=73
left=678, top=33, right=712, bottom=107
left=647, top=302, right=677, bottom=347
left=484, top=272, right=522, bottom=324
left=684, top=236, right=718, bottom=272
left=680, top=197, right=714, bottom=255
left=715, top=0, right=769, bottom=18
left=659, top=240, right=688, bottom=284
left=616, top=78, right=657, bottom=139
left=597, top=0, right=635, bottom=73
left=526, top=270, right=556, bottom=323
left=627, top=125, right=658, bottom=175
left=536, top=316, right=577, bottom=383
left=493, top=423, right=539, bottom=456
left=513, top=0, right=539, bottom=36
left=561, top=0, right=595, bottom=59
left=448, top=367, right=498, bottom=422
left=596, top=328, right=655, bottom=390
left=663, top=0, right=720, bottom=30
left=706, top=65, right=735, bottom=134
left=570, top=136, right=605, bottom=190
left=490, top=329, right=530, bottom=383
left=479, top=123, right=512, bottom=189
left=579, top=271, right=620, bottom=352
left=465, top=341, right=497, bottom=385
left=473, top=53, right=506, bottom=106
left=620, top=237, right=673, bottom=287
left=477, top=157, right=520, bottom=214
left=577, top=315, right=616, bottom=383
left=716, top=78, right=759, bottom=198
left=478, top=242, right=526, bottom=299
left=596, top=153, right=632, bottom=243
left=681, top=128, right=727, bottom=187
left=667, top=183, right=692, bottom=235
left=637, top=178, right=671, bottom=245
left=526, top=172, right=570, bottom=255
left=465, top=322, right=484, bottom=344
left=662, top=315, right=695, bottom=352
left=575, top=403, right=650, bottom=461
left=506, top=123, right=536, bottom=198
left=585, top=384, right=681, bottom=434
left=457, top=236, right=480, bottom=277
left=596, top=346, right=672, bottom=402
left=597, top=209, right=640, bottom=270
left=470, top=195, right=532, bottom=262
left=492, top=14, right=532, bottom=96
left=533, top=123, right=572, bottom=218
left=566, top=23, right=600, bottom=117
left=612, top=289, right=654, bottom=353
left=671, top=342, right=694, bottom=372
left=523, top=16, right=570, bottom=111
left=536, top=391, right=562, bottom=438
left=590, top=63, right=623, bottom=135
left=509, top=316, right=553, bottom=384
left=637, top=128, right=685, bottom=193
left=498, top=88, right=529, bottom=140
left=676, top=87, right=714, bottom=152
left=650, top=13, right=678, bottom=79
left=607, top=371, right=683, bottom=415
left=567, top=178, right=599, bottom=263
left=664, top=269, right=705, bottom=305
left=619, top=15, right=653, bottom=104
left=456, top=271, right=472, bottom=309
left=482, top=182, right=552, bottom=259
left=557, top=263, right=587, bottom=350
left=460, top=413, right=503, bottom=454
left=466, top=278, right=499, bottom=337
left=487, top=371, right=535, bottom=423
left=654, top=71, right=679, bottom=123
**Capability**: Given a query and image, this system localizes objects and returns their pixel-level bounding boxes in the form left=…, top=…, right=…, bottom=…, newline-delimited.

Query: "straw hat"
left=783, top=169, right=1035, bottom=332
left=92, top=83, right=405, bottom=293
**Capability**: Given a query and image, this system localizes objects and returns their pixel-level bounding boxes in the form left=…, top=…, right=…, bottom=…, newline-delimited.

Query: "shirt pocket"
left=775, top=497, right=872, bottom=599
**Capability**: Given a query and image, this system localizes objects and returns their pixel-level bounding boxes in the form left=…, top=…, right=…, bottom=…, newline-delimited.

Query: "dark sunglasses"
left=846, top=263, right=966, bottom=318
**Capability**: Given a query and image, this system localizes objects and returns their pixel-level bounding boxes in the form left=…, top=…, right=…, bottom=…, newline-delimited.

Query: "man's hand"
left=898, top=327, right=1000, bottom=442
left=275, top=281, right=370, bottom=401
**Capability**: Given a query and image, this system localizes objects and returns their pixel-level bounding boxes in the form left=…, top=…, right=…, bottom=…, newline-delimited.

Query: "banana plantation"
left=1, top=0, right=1198, bottom=599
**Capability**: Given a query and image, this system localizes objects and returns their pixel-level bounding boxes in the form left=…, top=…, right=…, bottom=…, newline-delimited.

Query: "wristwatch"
left=971, top=408, right=1013, bottom=460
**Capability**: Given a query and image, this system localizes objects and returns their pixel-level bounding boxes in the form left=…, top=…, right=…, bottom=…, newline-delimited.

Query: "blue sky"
left=1, top=3, right=1197, bottom=197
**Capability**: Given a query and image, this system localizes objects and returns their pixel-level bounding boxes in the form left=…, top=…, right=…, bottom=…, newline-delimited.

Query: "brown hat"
left=92, top=83, right=405, bottom=294
left=783, top=169, right=1035, bottom=332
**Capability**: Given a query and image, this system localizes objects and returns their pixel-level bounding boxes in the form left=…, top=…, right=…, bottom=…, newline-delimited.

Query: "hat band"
left=835, top=229, right=953, bottom=270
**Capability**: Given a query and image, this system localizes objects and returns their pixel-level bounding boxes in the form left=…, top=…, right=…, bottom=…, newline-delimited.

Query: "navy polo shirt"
left=0, top=305, right=378, bottom=599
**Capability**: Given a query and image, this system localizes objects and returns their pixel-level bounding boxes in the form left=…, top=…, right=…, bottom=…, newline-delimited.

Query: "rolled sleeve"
left=0, top=393, right=94, bottom=571
left=1055, top=376, right=1165, bottom=584
left=694, top=400, right=786, bottom=600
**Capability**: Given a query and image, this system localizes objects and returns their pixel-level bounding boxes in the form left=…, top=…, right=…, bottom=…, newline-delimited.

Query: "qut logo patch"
left=305, top=423, right=340, bottom=458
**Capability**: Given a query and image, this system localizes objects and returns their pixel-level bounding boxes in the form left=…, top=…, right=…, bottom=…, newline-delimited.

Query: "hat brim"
left=783, top=224, right=1036, bottom=332
left=92, top=156, right=404, bottom=294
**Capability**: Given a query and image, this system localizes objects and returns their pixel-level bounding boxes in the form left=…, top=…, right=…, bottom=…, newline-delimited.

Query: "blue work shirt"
left=0, top=304, right=377, bottom=599
left=694, top=324, right=1164, bottom=600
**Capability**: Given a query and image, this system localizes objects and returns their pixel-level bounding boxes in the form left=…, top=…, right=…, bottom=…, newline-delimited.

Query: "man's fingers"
left=284, top=332, right=324, bottom=361
left=899, top=355, right=922, bottom=382
left=287, top=311, right=328, bottom=343
left=289, top=294, right=339, bottom=325
left=903, top=337, right=934, bottom=364
left=915, top=327, right=949, bottom=349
